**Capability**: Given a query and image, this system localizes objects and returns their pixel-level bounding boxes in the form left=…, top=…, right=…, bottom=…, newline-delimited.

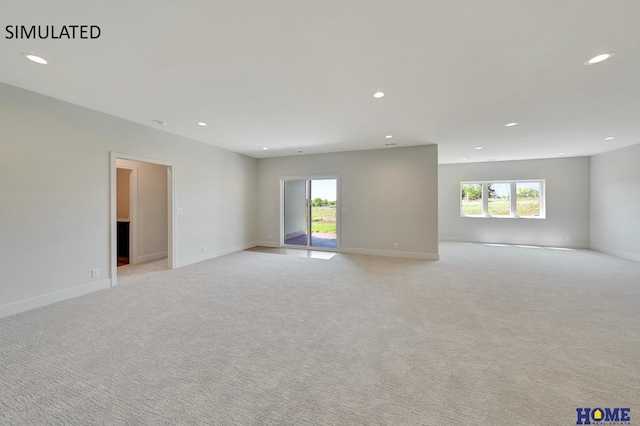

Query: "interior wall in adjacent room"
left=116, top=159, right=168, bottom=263
left=438, top=157, right=590, bottom=248
left=257, top=145, right=439, bottom=259
left=116, top=168, right=131, bottom=219
left=590, top=143, right=640, bottom=262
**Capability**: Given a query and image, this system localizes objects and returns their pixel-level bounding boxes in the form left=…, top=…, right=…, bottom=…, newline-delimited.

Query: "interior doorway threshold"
left=117, top=258, right=169, bottom=277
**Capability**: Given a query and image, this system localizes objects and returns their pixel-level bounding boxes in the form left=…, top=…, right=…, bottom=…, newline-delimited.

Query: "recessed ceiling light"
left=475, top=146, right=483, bottom=150
left=504, top=122, right=518, bottom=127
left=262, top=147, right=269, bottom=150
left=373, top=91, right=385, bottom=98
left=385, top=135, right=393, bottom=139
left=585, top=52, right=614, bottom=65
left=461, top=158, right=467, bottom=161
left=22, top=52, right=47, bottom=65
left=604, top=136, right=615, bottom=140
left=558, top=152, right=566, bottom=155
left=197, top=122, right=207, bottom=126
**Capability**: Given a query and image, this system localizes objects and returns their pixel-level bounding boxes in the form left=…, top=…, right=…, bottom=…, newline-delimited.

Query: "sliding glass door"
left=283, top=178, right=337, bottom=250
left=309, top=179, right=337, bottom=249
left=283, top=180, right=309, bottom=246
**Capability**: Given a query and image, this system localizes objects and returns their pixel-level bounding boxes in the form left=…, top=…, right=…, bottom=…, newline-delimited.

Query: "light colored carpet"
left=246, top=246, right=337, bottom=259
left=1, top=242, right=639, bottom=425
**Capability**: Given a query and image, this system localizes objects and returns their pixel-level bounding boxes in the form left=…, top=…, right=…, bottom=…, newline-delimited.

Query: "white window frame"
left=460, top=180, right=545, bottom=219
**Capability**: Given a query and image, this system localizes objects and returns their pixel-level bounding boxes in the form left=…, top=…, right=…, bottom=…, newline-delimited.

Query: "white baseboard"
left=253, top=241, right=280, bottom=248
left=439, top=236, right=589, bottom=249
left=133, top=251, right=168, bottom=264
left=590, top=244, right=640, bottom=263
left=176, top=241, right=260, bottom=268
left=0, top=279, right=111, bottom=319
left=438, top=236, right=473, bottom=243
left=340, top=247, right=439, bottom=260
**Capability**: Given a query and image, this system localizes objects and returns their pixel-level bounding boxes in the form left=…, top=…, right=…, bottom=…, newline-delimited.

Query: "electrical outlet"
left=393, top=243, right=399, bottom=249
left=177, top=208, right=183, bottom=214
left=268, top=235, right=272, bottom=240
left=202, top=245, right=206, bottom=252
left=91, top=268, right=100, bottom=278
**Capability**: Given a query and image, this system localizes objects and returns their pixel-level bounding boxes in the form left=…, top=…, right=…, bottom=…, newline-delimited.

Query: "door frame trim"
left=110, top=152, right=176, bottom=287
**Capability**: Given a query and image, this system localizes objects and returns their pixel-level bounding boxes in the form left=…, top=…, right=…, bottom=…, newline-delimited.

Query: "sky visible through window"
left=311, top=179, right=337, bottom=201
left=492, top=182, right=539, bottom=197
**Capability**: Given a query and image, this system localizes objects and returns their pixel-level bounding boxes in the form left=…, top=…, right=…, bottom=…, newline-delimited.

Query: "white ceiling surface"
left=1, top=1, right=640, bottom=163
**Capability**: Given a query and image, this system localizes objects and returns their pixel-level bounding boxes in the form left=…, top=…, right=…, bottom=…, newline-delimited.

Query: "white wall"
left=0, top=83, right=258, bottom=317
left=590, top=143, right=640, bottom=262
left=439, top=157, right=590, bottom=248
left=257, top=145, right=439, bottom=259
left=116, top=159, right=168, bottom=263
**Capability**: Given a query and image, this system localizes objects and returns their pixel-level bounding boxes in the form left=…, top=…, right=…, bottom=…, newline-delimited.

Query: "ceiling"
left=2, top=0, right=639, bottom=164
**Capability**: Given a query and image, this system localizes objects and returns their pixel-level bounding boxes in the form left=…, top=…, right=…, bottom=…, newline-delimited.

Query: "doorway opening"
left=110, top=153, right=175, bottom=287
left=116, top=167, right=134, bottom=266
left=282, top=177, right=339, bottom=250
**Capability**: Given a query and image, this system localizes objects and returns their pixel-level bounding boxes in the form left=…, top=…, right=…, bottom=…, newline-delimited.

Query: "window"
left=460, top=180, right=545, bottom=218
left=488, top=182, right=510, bottom=216
left=461, top=183, right=482, bottom=216
left=516, top=182, right=541, bottom=217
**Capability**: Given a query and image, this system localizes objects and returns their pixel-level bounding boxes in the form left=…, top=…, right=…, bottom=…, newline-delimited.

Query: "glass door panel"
left=310, top=179, right=337, bottom=249
left=283, top=180, right=309, bottom=246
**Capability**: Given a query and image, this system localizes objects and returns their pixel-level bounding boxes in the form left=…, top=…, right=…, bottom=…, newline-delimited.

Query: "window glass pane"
left=461, top=183, right=482, bottom=215
left=516, top=182, right=541, bottom=216
left=488, top=183, right=510, bottom=216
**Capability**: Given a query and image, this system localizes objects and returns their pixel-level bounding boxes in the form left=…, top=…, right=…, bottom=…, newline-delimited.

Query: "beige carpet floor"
left=1, top=242, right=639, bottom=425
